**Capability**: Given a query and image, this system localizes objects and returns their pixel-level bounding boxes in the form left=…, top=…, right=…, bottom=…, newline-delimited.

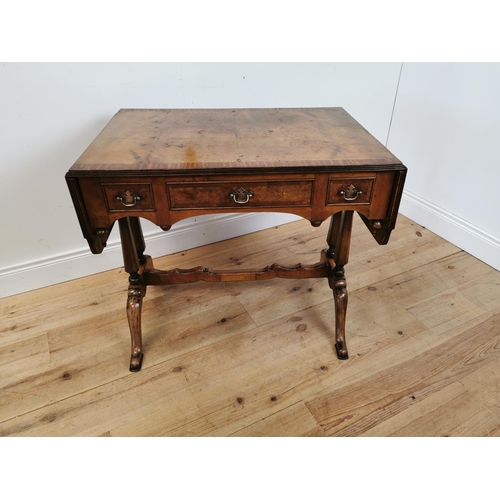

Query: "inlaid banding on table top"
left=69, top=159, right=404, bottom=174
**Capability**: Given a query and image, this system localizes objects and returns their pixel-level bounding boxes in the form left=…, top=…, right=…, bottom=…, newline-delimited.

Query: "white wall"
left=0, top=63, right=401, bottom=297
left=389, top=63, right=500, bottom=270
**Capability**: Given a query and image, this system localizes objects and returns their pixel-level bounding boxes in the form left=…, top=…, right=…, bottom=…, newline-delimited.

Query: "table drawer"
left=102, top=182, right=155, bottom=212
left=167, top=180, right=313, bottom=209
left=327, top=177, right=375, bottom=205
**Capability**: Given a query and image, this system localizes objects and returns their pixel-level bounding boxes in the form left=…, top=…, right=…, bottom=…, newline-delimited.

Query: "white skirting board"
left=399, top=191, right=500, bottom=272
left=0, top=213, right=300, bottom=299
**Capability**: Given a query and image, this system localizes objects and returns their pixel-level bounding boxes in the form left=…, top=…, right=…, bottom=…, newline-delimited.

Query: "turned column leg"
left=119, top=217, right=146, bottom=371
left=326, top=211, right=353, bottom=360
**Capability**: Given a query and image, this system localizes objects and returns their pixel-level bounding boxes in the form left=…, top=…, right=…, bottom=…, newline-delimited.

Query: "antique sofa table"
left=66, top=108, right=406, bottom=372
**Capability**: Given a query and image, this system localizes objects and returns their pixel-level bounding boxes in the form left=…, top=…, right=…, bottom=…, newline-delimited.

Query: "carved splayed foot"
left=332, top=268, right=349, bottom=360
left=130, top=350, right=143, bottom=372
left=127, top=285, right=144, bottom=372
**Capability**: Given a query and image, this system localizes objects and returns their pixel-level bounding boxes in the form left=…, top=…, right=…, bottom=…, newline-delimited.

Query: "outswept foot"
left=127, top=285, right=144, bottom=372
left=332, top=267, right=349, bottom=360
left=130, top=351, right=144, bottom=372
left=335, top=343, right=349, bottom=360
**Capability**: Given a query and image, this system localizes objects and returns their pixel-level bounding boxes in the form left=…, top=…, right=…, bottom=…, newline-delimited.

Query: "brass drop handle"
left=116, top=190, right=141, bottom=207
left=339, top=184, right=362, bottom=201
left=229, top=187, right=254, bottom=204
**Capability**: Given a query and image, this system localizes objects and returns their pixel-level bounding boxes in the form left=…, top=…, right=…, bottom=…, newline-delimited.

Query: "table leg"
left=118, top=217, right=146, bottom=371
left=128, top=216, right=146, bottom=265
left=326, top=211, right=353, bottom=360
left=126, top=282, right=145, bottom=372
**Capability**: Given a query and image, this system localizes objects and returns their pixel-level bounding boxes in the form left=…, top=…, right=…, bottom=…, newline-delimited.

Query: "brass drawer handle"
left=229, top=187, right=254, bottom=204
left=339, top=184, right=362, bottom=201
left=116, top=190, right=141, bottom=207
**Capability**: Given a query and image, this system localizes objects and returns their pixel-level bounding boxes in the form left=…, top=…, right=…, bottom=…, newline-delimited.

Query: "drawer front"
left=167, top=180, right=313, bottom=209
left=327, top=177, right=375, bottom=205
left=103, top=182, right=155, bottom=212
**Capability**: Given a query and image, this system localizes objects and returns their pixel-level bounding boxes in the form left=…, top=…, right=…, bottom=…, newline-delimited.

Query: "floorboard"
left=1, top=215, right=499, bottom=436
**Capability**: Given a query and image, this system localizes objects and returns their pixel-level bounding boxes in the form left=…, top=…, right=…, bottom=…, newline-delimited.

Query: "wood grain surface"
left=1, top=215, right=499, bottom=436
left=70, top=108, right=401, bottom=173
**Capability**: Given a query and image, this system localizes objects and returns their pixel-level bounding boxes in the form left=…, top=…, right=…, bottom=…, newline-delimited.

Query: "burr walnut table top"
left=69, top=107, right=402, bottom=174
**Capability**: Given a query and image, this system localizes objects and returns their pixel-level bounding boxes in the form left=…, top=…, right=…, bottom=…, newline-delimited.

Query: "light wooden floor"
left=1, top=214, right=500, bottom=437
